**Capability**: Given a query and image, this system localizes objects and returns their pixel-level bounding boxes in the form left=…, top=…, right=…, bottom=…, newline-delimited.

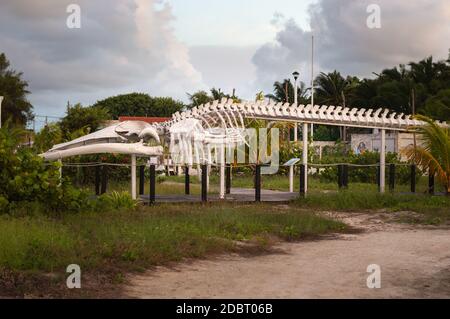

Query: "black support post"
left=139, top=165, right=145, bottom=195
left=149, top=164, right=156, bottom=204
left=255, top=164, right=261, bottom=202
left=95, top=165, right=100, bottom=196
left=428, top=169, right=435, bottom=195
left=410, top=165, right=416, bottom=193
left=100, top=165, right=108, bottom=194
left=389, top=164, right=396, bottom=192
left=225, top=165, right=231, bottom=194
left=201, top=164, right=208, bottom=202
left=299, top=164, right=305, bottom=196
left=337, top=165, right=343, bottom=189
left=343, top=164, right=349, bottom=188
left=376, top=165, right=381, bottom=190
left=184, top=165, right=190, bottom=195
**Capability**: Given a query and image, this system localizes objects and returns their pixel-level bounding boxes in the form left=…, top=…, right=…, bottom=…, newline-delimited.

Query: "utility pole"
left=310, top=35, right=315, bottom=139
left=293, top=71, right=299, bottom=142
left=412, top=88, right=417, bottom=161
left=0, top=96, right=3, bottom=128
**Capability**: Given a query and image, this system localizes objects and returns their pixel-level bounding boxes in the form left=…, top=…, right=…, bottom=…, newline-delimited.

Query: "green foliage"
left=404, top=115, right=450, bottom=193
left=0, top=122, right=88, bottom=213
left=422, top=89, right=450, bottom=120
left=92, top=93, right=184, bottom=119
left=0, top=53, right=33, bottom=126
left=264, top=54, right=450, bottom=131
left=0, top=204, right=345, bottom=274
left=187, top=88, right=241, bottom=109
left=59, top=103, right=109, bottom=140
left=265, top=79, right=308, bottom=104
left=314, top=151, right=417, bottom=184
left=95, top=191, right=138, bottom=211
left=32, top=123, right=62, bottom=154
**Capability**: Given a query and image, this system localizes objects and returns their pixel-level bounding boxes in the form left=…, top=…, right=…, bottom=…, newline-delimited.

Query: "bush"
left=313, top=151, right=421, bottom=184
left=0, top=123, right=89, bottom=214
left=94, top=191, right=138, bottom=211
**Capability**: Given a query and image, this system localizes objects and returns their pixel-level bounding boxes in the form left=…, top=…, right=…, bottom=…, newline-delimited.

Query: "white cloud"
left=0, top=0, right=205, bottom=115
left=252, top=0, right=450, bottom=93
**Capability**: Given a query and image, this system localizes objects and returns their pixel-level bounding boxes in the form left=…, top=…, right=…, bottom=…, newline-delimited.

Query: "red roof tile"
left=118, top=116, right=171, bottom=124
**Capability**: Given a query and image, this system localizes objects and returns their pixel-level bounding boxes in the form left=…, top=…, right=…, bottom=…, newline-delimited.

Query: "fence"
left=58, top=161, right=440, bottom=204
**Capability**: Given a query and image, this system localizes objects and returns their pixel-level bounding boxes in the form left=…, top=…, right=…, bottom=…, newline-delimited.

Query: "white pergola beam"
left=131, top=154, right=137, bottom=200
left=303, top=123, right=308, bottom=194
left=380, top=129, right=386, bottom=193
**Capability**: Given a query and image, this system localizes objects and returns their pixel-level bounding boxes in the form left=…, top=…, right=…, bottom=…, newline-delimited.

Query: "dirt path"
left=123, top=212, right=450, bottom=298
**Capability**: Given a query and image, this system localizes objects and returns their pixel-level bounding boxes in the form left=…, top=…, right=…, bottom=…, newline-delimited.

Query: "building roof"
left=118, top=116, right=171, bottom=124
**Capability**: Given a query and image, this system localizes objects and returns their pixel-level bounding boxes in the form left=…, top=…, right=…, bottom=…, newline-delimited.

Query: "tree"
left=422, top=89, right=450, bottom=121
left=59, top=103, right=109, bottom=140
left=265, top=79, right=308, bottom=104
left=187, top=90, right=213, bottom=108
left=33, top=123, right=62, bottom=154
left=403, top=115, right=450, bottom=194
left=187, top=88, right=241, bottom=109
left=92, top=93, right=184, bottom=118
left=314, top=71, right=354, bottom=106
left=314, top=71, right=358, bottom=140
left=0, top=53, right=33, bottom=126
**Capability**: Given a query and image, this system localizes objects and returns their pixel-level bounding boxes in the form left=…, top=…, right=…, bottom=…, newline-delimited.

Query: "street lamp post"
left=292, top=71, right=299, bottom=142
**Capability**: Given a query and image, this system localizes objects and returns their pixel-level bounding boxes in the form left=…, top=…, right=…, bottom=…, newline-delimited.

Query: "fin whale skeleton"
left=41, top=97, right=447, bottom=199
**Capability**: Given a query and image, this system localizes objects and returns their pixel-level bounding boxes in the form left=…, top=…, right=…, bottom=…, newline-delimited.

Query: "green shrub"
left=95, top=191, right=138, bottom=211
left=0, top=123, right=89, bottom=214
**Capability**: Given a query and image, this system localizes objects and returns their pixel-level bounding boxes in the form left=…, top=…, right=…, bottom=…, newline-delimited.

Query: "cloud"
left=0, top=0, right=205, bottom=115
left=252, top=0, right=450, bottom=93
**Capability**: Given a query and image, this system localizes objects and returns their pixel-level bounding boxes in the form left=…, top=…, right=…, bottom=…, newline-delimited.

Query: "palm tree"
left=265, top=79, right=307, bottom=104
left=403, top=115, right=450, bottom=194
left=314, top=71, right=358, bottom=140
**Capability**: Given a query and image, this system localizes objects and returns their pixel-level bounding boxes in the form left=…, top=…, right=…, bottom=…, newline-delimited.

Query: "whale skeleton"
left=41, top=98, right=447, bottom=198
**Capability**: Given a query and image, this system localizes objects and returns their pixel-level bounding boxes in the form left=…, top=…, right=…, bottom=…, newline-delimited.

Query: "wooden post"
left=225, top=165, right=231, bottom=194
left=201, top=164, right=208, bottom=202
left=149, top=164, right=156, bottom=204
left=343, top=164, right=349, bottom=188
left=389, top=164, right=396, bottom=192
left=410, top=165, right=416, bottom=193
left=255, top=164, right=261, bottom=202
left=101, top=165, right=108, bottom=194
left=376, top=165, right=381, bottom=190
left=428, top=169, right=435, bottom=195
left=299, top=164, right=305, bottom=196
left=185, top=165, right=190, bottom=195
left=139, top=165, right=145, bottom=195
left=95, top=165, right=100, bottom=196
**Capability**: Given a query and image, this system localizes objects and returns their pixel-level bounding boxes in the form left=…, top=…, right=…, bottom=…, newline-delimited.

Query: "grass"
left=295, top=191, right=450, bottom=225
left=0, top=203, right=346, bottom=297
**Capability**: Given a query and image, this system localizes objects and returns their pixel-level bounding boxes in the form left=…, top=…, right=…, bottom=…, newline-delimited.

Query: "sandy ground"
left=123, top=212, right=450, bottom=298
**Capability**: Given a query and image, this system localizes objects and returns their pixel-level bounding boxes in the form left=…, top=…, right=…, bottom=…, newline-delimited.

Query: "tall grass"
left=0, top=204, right=345, bottom=275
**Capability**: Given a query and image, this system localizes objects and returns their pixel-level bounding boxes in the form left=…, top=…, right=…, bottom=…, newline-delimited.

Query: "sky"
left=0, top=0, right=449, bottom=128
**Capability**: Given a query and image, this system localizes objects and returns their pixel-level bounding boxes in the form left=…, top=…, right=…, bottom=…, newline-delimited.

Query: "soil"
left=123, top=211, right=450, bottom=298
